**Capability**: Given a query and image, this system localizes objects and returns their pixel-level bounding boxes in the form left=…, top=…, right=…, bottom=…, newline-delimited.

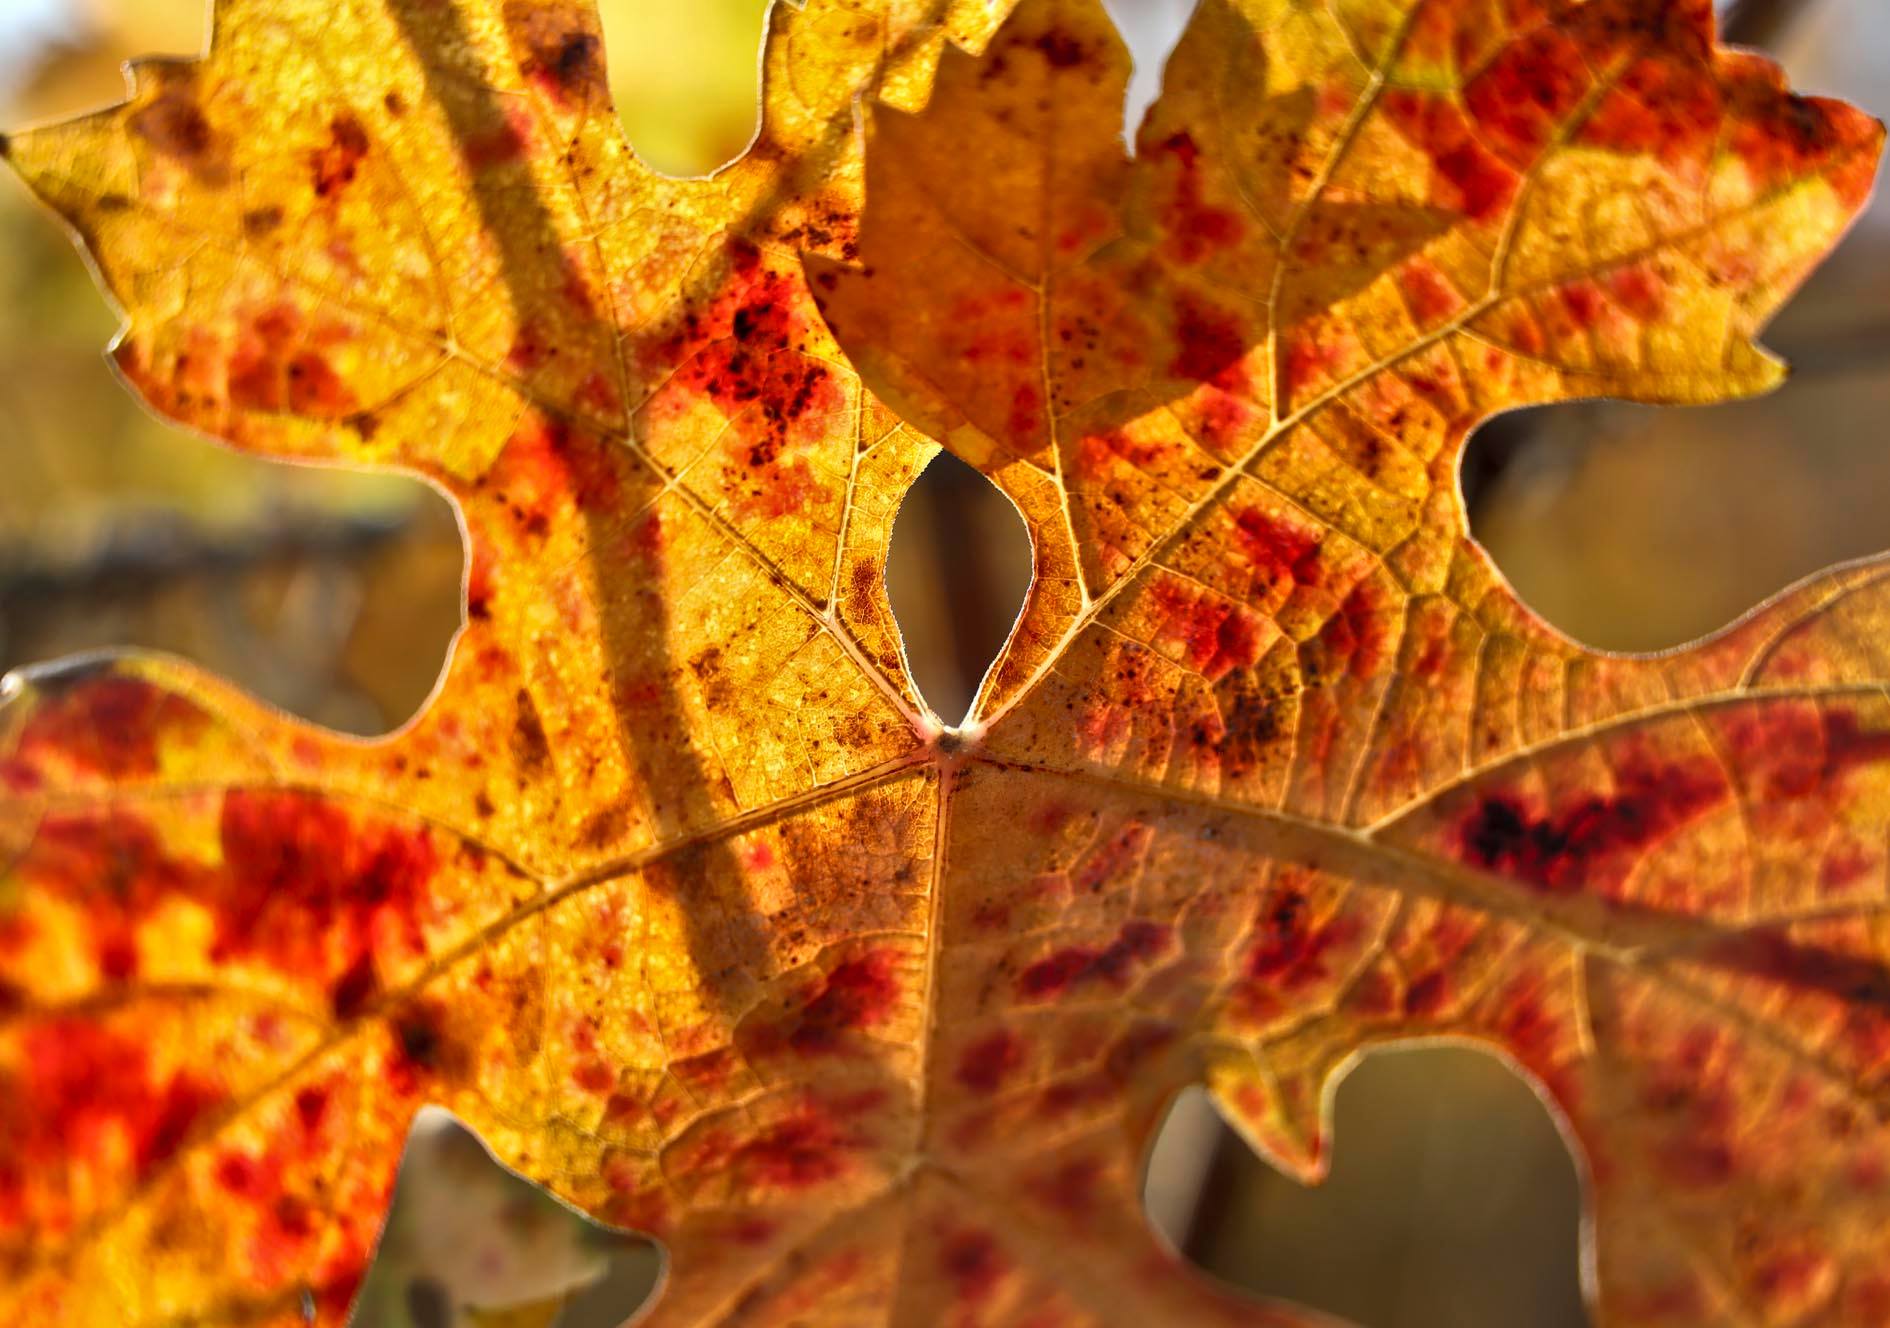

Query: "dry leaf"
left=2, top=1, right=1886, bottom=1324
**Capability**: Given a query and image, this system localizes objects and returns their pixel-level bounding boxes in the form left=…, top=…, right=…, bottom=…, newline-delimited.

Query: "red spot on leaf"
left=1605, top=263, right=1669, bottom=322
left=1235, top=881, right=1361, bottom=1020
left=128, top=80, right=227, bottom=184
left=294, top=1085, right=333, bottom=1138
left=1732, top=86, right=1882, bottom=211
left=1312, top=580, right=1391, bottom=680
left=506, top=320, right=553, bottom=373
left=1192, top=384, right=1258, bottom=451
left=1489, top=981, right=1577, bottom=1103
left=493, top=414, right=621, bottom=524
left=1634, top=1025, right=1746, bottom=1191
left=214, top=1152, right=319, bottom=1281
left=1720, top=707, right=1890, bottom=806
left=1398, top=259, right=1466, bottom=328
left=1016, top=920, right=1171, bottom=1001
left=286, top=351, right=353, bottom=415
left=310, top=113, right=369, bottom=198
left=1103, top=1020, right=1178, bottom=1080
left=730, top=1112, right=849, bottom=1190
left=651, top=241, right=841, bottom=439
left=1032, top=29, right=1087, bottom=70
left=1658, top=1138, right=1735, bottom=1188
left=1456, top=758, right=1726, bottom=893
left=1844, top=1276, right=1890, bottom=1324
left=1232, top=507, right=1323, bottom=589
left=327, top=952, right=379, bottom=1020
left=1072, top=822, right=1152, bottom=895
left=1155, top=131, right=1244, bottom=265
left=464, top=105, right=532, bottom=170
left=956, top=1030, right=1026, bottom=1095
left=1465, top=29, right=1590, bottom=166
left=1747, top=1246, right=1836, bottom=1319
left=1005, top=384, right=1042, bottom=452
left=573, top=1059, right=617, bottom=1094
left=1032, top=1157, right=1103, bottom=1217
left=1283, top=334, right=1345, bottom=398
left=646, top=241, right=843, bottom=510
left=727, top=1215, right=777, bottom=1246
left=213, top=1149, right=271, bottom=1200
left=1167, top=293, right=1248, bottom=385
left=228, top=304, right=357, bottom=419
left=1150, top=576, right=1263, bottom=681
left=1385, top=91, right=1519, bottom=222
left=0, top=1020, right=226, bottom=1231
left=1403, top=970, right=1450, bottom=1016
left=520, top=26, right=606, bottom=107
left=20, top=813, right=202, bottom=980
left=1403, top=0, right=1486, bottom=69
left=941, top=1229, right=1008, bottom=1306
left=464, top=539, right=497, bottom=621
left=1581, top=55, right=1720, bottom=167
left=5, top=674, right=204, bottom=791
left=1822, top=710, right=1890, bottom=774
left=1030, top=802, right=1074, bottom=835
left=1703, top=928, right=1890, bottom=1019
left=1076, top=427, right=1165, bottom=478
left=1349, top=967, right=1396, bottom=1016
left=787, top=950, right=902, bottom=1055
left=737, top=453, right=825, bottom=519
left=1556, top=279, right=1606, bottom=331
left=215, top=790, right=441, bottom=1010
left=385, top=999, right=464, bottom=1096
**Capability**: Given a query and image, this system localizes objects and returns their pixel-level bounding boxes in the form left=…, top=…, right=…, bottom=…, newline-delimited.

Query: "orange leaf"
left=2, top=0, right=1886, bottom=1324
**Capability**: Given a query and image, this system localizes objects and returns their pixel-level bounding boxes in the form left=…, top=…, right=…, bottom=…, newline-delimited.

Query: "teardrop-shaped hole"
left=1099, top=0, right=1198, bottom=148
left=352, top=1108, right=662, bottom=1326
left=884, top=450, right=1033, bottom=726
left=1144, top=1046, right=1590, bottom=1327
left=598, top=0, right=770, bottom=177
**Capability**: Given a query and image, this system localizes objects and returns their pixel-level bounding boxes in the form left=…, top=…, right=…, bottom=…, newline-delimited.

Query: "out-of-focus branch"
left=0, top=511, right=411, bottom=597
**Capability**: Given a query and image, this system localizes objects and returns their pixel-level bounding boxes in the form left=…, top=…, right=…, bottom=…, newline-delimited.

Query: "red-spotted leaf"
left=2, top=0, right=1886, bottom=1324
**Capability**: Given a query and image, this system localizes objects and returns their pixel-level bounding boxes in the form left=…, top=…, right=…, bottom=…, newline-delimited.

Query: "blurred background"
left=0, top=0, right=1883, bottom=1323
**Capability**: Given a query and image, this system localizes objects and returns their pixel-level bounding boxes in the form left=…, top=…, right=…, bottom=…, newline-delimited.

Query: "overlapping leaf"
left=1, top=0, right=1886, bottom=1324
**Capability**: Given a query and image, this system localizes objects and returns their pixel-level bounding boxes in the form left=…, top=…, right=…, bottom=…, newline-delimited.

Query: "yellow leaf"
left=2, top=1, right=1886, bottom=1325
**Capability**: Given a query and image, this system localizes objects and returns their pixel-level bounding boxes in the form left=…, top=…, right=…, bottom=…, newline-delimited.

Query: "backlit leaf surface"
left=2, top=0, right=1886, bottom=1324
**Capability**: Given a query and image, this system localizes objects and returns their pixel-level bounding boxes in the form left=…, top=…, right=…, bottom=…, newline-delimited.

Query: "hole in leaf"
left=352, top=1108, right=662, bottom=1327
left=0, top=469, right=461, bottom=737
left=1099, top=0, right=1198, bottom=147
left=1467, top=383, right=1890, bottom=655
left=1464, top=100, right=1890, bottom=657
left=884, top=450, right=1033, bottom=725
left=1143, top=1085, right=1225, bottom=1247
left=1145, top=1046, right=1589, bottom=1328
left=598, top=0, right=770, bottom=177
left=0, top=6, right=462, bottom=738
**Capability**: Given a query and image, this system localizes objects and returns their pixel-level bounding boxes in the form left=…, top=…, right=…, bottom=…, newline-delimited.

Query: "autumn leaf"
left=1, top=0, right=1886, bottom=1323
